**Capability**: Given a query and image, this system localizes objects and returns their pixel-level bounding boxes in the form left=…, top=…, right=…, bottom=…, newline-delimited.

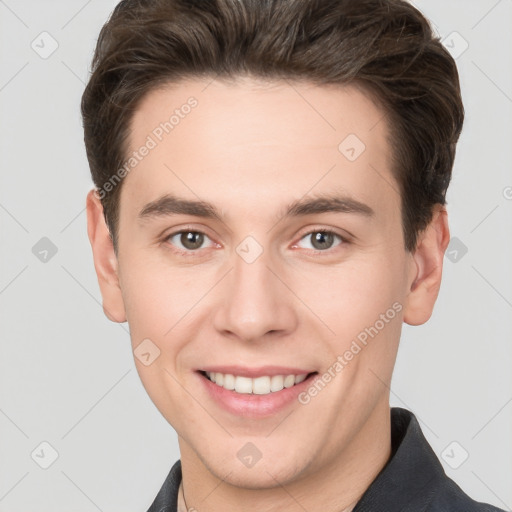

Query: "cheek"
left=295, top=254, right=404, bottom=338
left=120, top=257, right=195, bottom=335
left=118, top=259, right=202, bottom=418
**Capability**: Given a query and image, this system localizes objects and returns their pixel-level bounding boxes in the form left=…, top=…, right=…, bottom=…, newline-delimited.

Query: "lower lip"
left=197, top=371, right=318, bottom=418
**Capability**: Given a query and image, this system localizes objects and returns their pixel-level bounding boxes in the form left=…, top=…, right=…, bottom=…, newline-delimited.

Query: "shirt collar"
left=352, top=407, right=446, bottom=511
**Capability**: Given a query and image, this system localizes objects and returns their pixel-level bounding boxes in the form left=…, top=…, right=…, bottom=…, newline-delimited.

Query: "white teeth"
left=253, top=376, right=271, bottom=395
left=294, top=374, right=307, bottom=384
left=270, top=375, right=284, bottom=392
left=223, top=373, right=235, bottom=390
left=205, top=371, right=309, bottom=395
left=284, top=375, right=295, bottom=388
left=234, top=376, right=253, bottom=394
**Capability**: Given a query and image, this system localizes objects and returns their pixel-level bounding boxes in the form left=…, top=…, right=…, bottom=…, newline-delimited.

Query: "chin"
left=203, top=451, right=310, bottom=490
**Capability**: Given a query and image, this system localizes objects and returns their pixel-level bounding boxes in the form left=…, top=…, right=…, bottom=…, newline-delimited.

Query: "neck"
left=178, top=402, right=391, bottom=512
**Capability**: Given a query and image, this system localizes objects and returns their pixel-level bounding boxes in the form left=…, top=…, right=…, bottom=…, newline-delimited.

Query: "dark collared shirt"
left=146, top=407, right=505, bottom=511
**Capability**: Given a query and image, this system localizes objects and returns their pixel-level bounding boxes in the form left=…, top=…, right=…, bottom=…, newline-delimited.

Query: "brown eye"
left=296, top=230, right=345, bottom=252
left=180, top=231, right=204, bottom=250
left=166, top=230, right=210, bottom=252
left=311, top=231, right=335, bottom=250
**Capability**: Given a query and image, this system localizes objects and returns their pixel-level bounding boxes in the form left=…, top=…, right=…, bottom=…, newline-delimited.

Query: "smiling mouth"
left=199, top=370, right=318, bottom=395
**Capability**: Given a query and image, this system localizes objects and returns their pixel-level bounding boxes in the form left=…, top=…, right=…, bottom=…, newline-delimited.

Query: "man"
left=82, top=0, right=504, bottom=510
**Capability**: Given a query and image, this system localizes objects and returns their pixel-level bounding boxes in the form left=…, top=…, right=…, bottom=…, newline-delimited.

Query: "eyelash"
left=162, top=226, right=349, bottom=257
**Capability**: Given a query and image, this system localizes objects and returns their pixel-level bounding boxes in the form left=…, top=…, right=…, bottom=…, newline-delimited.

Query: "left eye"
left=296, top=230, right=345, bottom=252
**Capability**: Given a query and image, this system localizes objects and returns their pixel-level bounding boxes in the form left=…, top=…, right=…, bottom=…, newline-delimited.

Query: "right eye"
left=164, top=229, right=216, bottom=255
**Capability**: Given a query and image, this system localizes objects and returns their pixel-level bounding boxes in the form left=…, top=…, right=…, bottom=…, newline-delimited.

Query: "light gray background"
left=0, top=0, right=511, bottom=510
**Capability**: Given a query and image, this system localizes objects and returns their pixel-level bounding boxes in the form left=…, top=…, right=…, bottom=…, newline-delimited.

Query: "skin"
left=86, top=77, right=450, bottom=512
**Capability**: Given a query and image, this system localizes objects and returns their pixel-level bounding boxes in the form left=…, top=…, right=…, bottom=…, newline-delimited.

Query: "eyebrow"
left=138, top=192, right=375, bottom=222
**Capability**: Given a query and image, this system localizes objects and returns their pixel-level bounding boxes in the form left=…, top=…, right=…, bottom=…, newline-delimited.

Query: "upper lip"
left=198, top=365, right=316, bottom=378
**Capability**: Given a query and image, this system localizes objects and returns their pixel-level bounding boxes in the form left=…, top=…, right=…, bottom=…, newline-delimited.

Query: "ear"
left=403, top=204, right=450, bottom=326
left=86, top=189, right=127, bottom=323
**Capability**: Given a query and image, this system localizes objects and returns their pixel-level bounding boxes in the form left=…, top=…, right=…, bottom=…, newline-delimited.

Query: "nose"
left=212, top=243, right=299, bottom=343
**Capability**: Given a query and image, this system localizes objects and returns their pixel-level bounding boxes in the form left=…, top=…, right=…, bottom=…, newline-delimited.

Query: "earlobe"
left=86, top=189, right=127, bottom=323
left=403, top=205, right=451, bottom=326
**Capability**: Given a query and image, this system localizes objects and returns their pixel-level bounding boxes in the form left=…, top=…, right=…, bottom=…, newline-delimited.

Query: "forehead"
left=121, top=77, right=399, bottom=226
left=130, top=77, right=389, bottom=150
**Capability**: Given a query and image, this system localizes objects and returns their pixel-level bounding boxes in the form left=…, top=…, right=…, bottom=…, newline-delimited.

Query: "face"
left=88, top=77, right=446, bottom=490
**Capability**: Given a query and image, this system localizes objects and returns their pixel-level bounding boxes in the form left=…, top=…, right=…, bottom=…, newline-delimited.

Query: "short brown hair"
left=81, top=0, right=464, bottom=252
